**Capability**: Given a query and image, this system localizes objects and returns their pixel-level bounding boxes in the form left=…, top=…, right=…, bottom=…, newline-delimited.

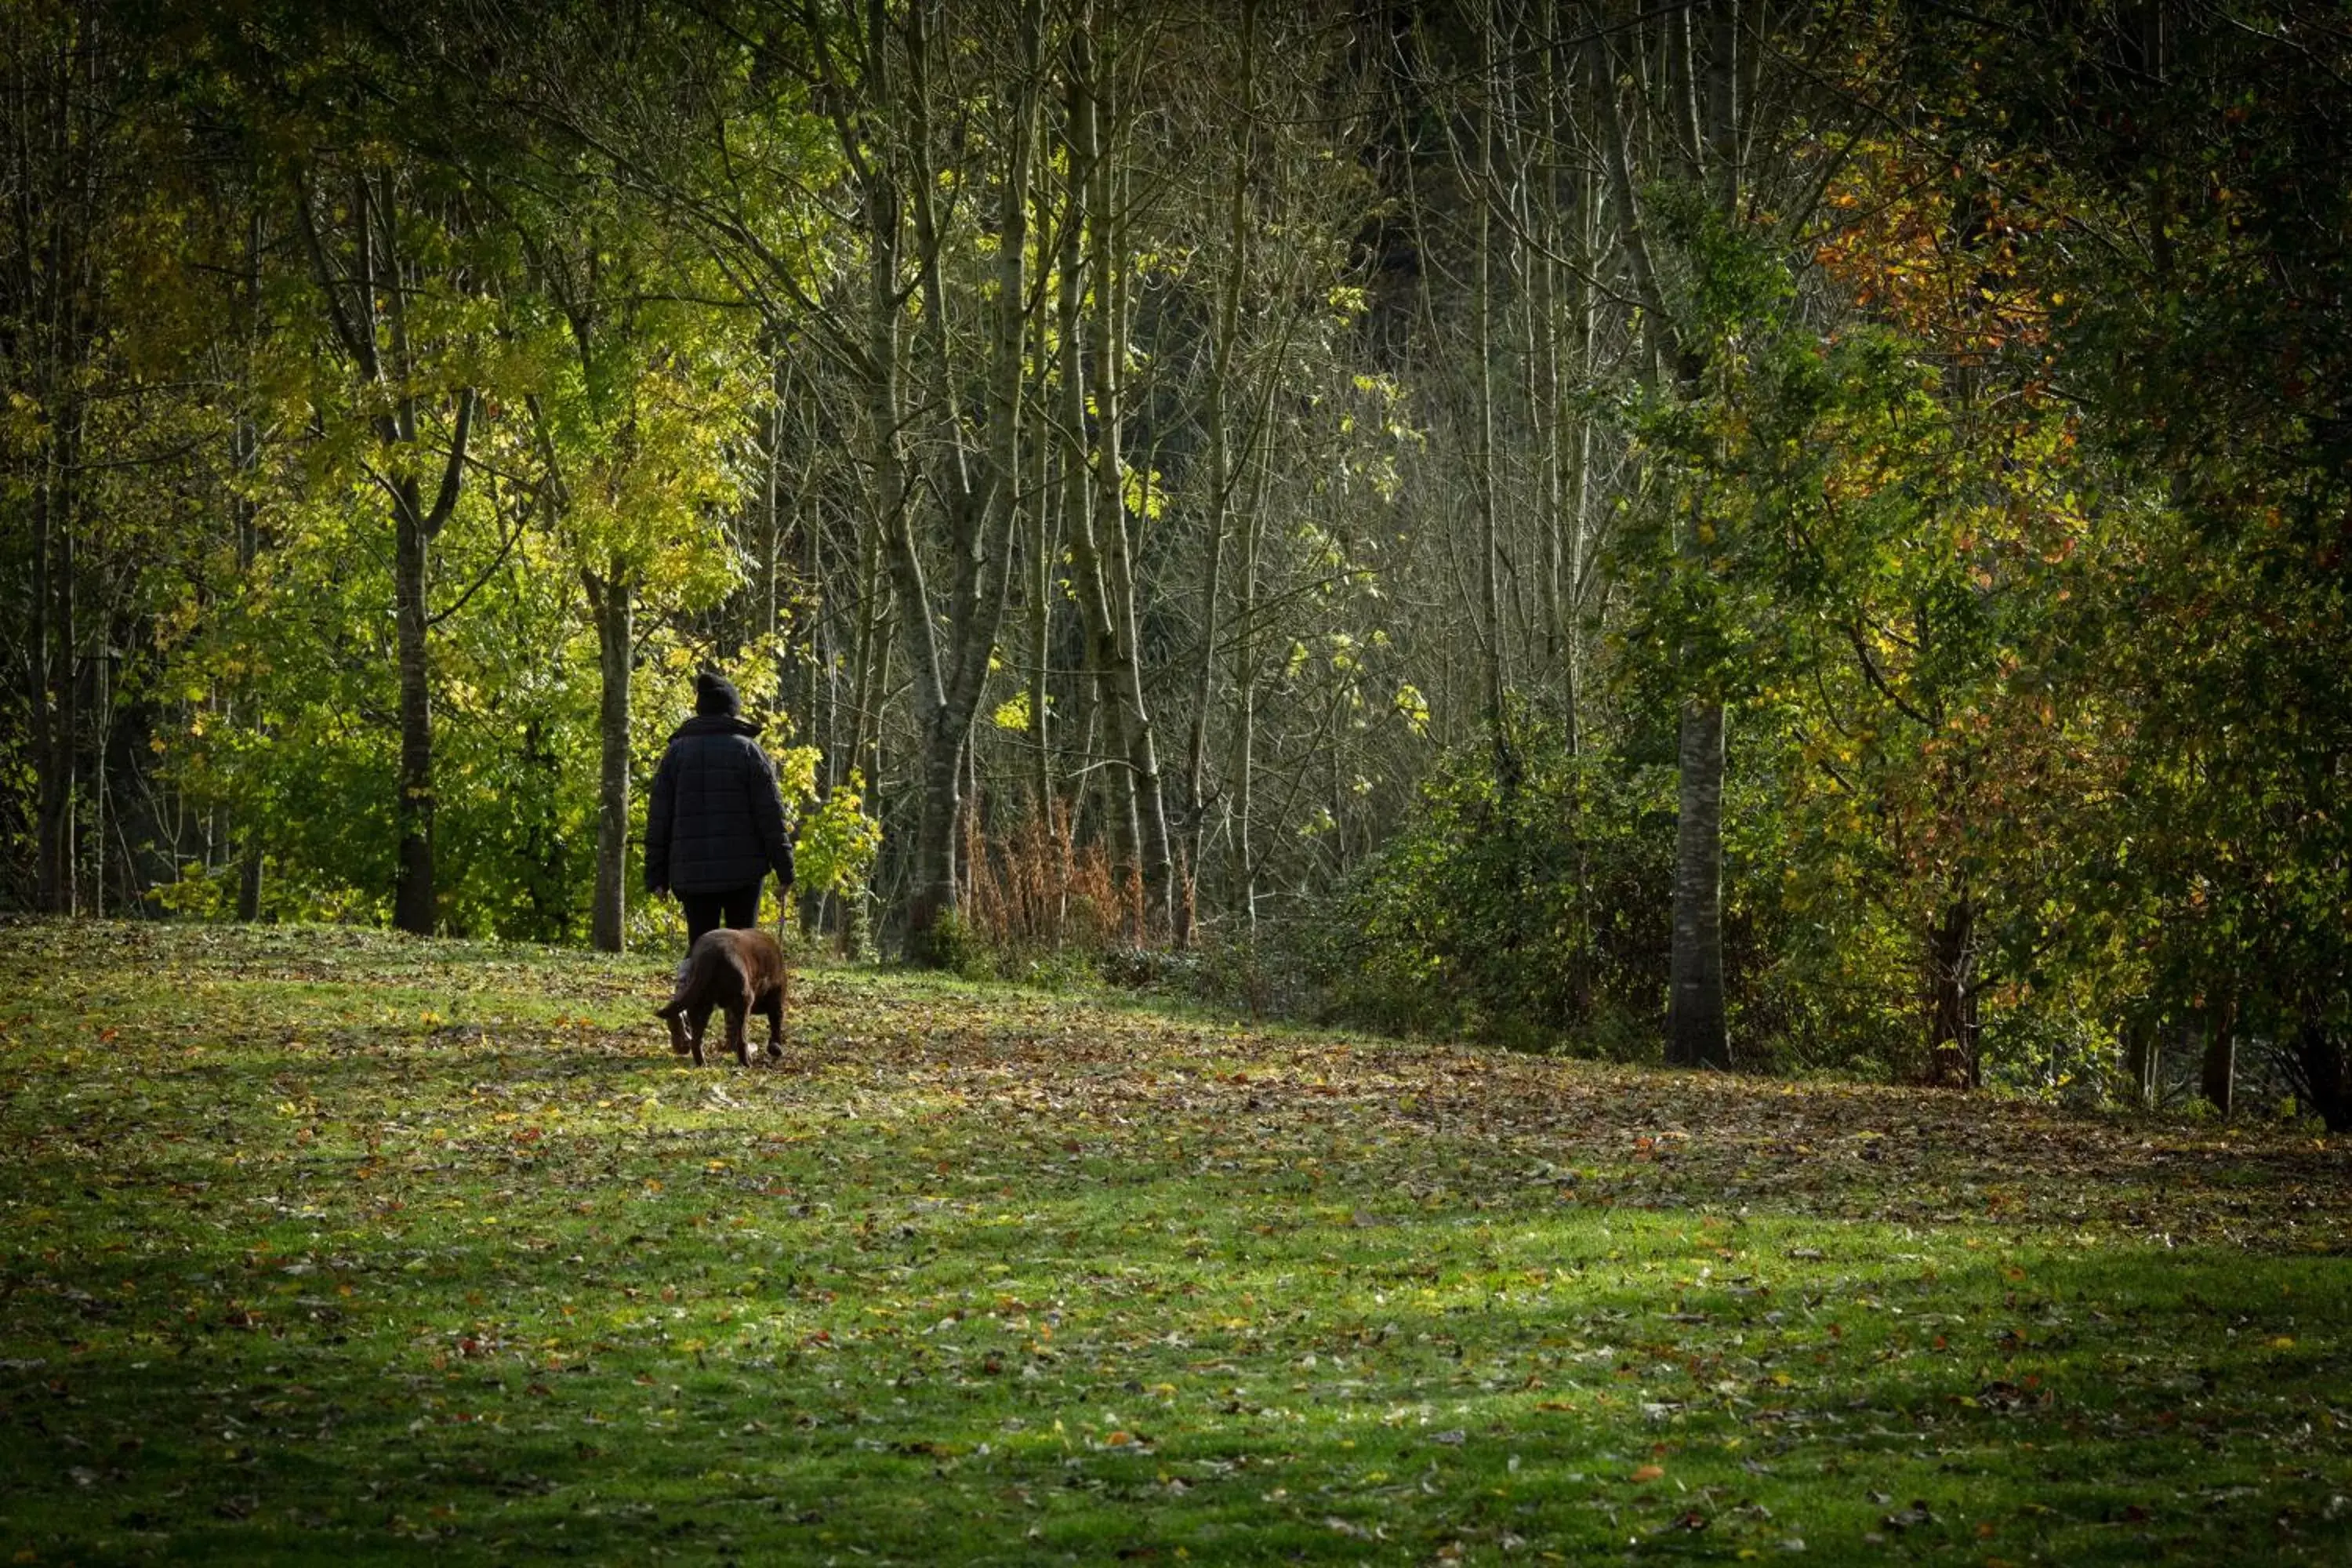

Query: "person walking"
left=645, top=673, right=796, bottom=957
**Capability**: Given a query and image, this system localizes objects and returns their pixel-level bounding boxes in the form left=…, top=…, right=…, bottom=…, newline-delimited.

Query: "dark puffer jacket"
left=644, top=714, right=796, bottom=896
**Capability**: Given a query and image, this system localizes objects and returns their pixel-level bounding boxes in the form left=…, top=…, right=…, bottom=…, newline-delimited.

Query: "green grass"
left=2, top=920, right=2348, bottom=1565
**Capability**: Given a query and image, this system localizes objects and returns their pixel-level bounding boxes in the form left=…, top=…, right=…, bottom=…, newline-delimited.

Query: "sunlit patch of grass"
left=1, top=920, right=2347, bottom=1563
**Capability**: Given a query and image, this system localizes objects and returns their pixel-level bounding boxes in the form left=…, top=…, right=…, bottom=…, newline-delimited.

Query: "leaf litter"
left=1, top=920, right=2348, bottom=1563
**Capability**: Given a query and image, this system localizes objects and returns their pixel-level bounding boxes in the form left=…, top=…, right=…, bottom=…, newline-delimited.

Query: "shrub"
left=1294, top=728, right=1677, bottom=1050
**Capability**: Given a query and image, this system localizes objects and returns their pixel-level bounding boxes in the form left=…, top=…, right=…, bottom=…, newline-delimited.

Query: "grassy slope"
left=2, top=920, right=2347, bottom=1566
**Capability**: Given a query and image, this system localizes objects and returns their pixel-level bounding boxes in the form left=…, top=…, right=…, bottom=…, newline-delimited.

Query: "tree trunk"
left=1561, top=111, right=1598, bottom=759
left=858, top=80, right=945, bottom=946
left=1558, top=91, right=1599, bottom=1018
left=2122, top=1012, right=2161, bottom=1109
left=887, top=0, right=1036, bottom=959
left=840, top=531, right=886, bottom=963
left=1595, top=16, right=1730, bottom=1065
left=1523, top=78, right=1563, bottom=706
left=31, top=428, right=78, bottom=916
left=1926, top=895, right=1978, bottom=1087
left=899, top=4, right=967, bottom=948
left=1102, top=332, right=1172, bottom=939
left=1675, top=6, right=1749, bottom=1073
left=1028, top=315, right=1055, bottom=828
left=1025, top=279, right=1065, bottom=938
left=845, top=504, right=886, bottom=804
left=1667, top=699, right=1728, bottom=1067
left=391, top=477, right=436, bottom=935
left=1227, top=434, right=1272, bottom=936
left=236, top=844, right=263, bottom=921
left=1707, top=0, right=1742, bottom=217
left=2200, top=995, right=2238, bottom=1117
left=1179, top=0, right=1255, bottom=949
left=16, top=21, right=99, bottom=918
left=296, top=169, right=473, bottom=937
left=905, top=667, right=970, bottom=957
left=1474, top=11, right=1513, bottom=790
left=586, top=566, right=633, bottom=953
left=2286, top=1021, right=2350, bottom=1133
left=1085, top=41, right=1173, bottom=938
left=1057, top=18, right=1141, bottom=916
left=234, top=205, right=267, bottom=920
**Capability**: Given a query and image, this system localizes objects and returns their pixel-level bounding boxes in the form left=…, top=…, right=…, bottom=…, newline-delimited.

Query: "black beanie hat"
left=695, top=671, right=740, bottom=717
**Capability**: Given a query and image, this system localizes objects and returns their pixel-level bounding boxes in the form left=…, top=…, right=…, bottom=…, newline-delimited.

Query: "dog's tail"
left=655, top=949, right=702, bottom=1021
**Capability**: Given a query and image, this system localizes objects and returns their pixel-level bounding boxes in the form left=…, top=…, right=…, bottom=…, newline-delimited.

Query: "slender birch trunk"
left=586, top=564, right=633, bottom=953
left=1057, top=11, right=1141, bottom=912
left=1178, top=0, right=1257, bottom=947
left=1087, top=40, right=1174, bottom=937
left=1474, top=8, right=1512, bottom=789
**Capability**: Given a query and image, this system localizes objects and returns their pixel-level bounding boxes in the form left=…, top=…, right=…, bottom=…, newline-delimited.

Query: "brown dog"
left=657, top=928, right=788, bottom=1066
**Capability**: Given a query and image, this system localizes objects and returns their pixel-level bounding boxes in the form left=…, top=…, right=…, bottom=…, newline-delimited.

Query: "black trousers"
left=680, top=880, right=763, bottom=947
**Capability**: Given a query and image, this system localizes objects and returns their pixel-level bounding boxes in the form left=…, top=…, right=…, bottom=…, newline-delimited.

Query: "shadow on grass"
left=9, top=1124, right=2350, bottom=1564
left=3, top=921, right=2349, bottom=1563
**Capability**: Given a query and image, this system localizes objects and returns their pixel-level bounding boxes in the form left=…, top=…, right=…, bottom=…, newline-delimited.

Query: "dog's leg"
left=688, top=1002, right=713, bottom=1066
left=726, top=999, right=752, bottom=1067
left=663, top=950, right=701, bottom=1054
left=763, top=989, right=784, bottom=1060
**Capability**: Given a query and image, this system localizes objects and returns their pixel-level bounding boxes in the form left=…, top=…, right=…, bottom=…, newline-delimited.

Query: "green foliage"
left=793, top=769, right=884, bottom=906
left=933, top=907, right=998, bottom=982
left=1884, top=0, right=2352, bottom=1122
left=1304, top=721, right=1675, bottom=1052
left=1312, top=716, right=1947, bottom=1078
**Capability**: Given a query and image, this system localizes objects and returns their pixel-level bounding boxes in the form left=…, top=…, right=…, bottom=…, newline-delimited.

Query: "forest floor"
left=2, top=920, right=2349, bottom=1566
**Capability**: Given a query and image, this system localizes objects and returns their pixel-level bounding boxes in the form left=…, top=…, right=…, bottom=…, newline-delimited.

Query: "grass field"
left=2, top=919, right=2348, bottom=1564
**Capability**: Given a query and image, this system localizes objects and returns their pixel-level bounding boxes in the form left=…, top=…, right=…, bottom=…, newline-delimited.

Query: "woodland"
left=5, top=0, right=2351, bottom=1119
left=5, top=7, right=2352, bottom=1560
